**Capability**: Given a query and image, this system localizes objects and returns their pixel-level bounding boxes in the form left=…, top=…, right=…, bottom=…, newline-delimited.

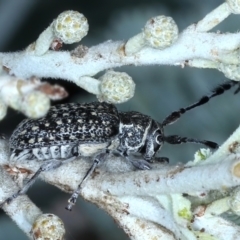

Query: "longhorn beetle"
left=0, top=80, right=239, bottom=211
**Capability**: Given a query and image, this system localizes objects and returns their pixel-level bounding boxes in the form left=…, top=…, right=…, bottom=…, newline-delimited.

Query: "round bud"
left=54, top=10, right=89, bottom=44
left=98, top=70, right=135, bottom=104
left=226, top=0, right=240, bottom=14
left=143, top=15, right=178, bottom=49
left=31, top=213, right=65, bottom=240
left=21, top=91, right=50, bottom=118
left=218, top=63, right=240, bottom=80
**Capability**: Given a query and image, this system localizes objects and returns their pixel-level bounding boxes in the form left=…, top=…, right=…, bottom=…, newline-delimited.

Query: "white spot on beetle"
left=28, top=138, right=35, bottom=144
left=57, top=120, right=63, bottom=125
left=32, top=126, right=39, bottom=131
left=19, top=130, right=27, bottom=135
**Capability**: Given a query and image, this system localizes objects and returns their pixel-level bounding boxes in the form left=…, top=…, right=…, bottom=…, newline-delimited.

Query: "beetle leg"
left=154, top=156, right=169, bottom=163
left=0, top=157, right=76, bottom=208
left=126, top=155, right=151, bottom=170
left=66, top=152, right=108, bottom=211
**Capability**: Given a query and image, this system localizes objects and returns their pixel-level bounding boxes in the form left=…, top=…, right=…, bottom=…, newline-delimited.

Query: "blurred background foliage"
left=0, top=0, right=239, bottom=239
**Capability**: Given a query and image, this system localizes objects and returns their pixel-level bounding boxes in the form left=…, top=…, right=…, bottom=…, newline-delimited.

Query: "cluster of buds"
left=31, top=11, right=179, bottom=106
left=0, top=73, right=67, bottom=119
left=0, top=10, right=181, bottom=119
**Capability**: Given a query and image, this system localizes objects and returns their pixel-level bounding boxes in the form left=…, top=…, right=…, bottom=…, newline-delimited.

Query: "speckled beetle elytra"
left=1, top=80, right=239, bottom=210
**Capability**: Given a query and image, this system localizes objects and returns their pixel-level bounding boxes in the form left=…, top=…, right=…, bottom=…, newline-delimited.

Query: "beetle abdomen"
left=10, top=102, right=120, bottom=150
left=10, top=144, right=78, bottom=161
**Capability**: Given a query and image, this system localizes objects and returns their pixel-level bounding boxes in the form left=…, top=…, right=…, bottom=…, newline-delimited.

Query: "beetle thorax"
left=118, top=112, right=163, bottom=160
left=141, top=120, right=164, bottom=160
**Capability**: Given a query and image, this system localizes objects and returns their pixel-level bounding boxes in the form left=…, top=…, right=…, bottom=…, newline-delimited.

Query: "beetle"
left=0, top=80, right=238, bottom=210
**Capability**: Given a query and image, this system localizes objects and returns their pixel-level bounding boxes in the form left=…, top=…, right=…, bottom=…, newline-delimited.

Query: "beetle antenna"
left=162, top=80, right=239, bottom=127
left=163, top=135, right=219, bottom=149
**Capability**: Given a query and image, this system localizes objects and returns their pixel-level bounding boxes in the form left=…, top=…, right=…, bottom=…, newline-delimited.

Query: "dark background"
left=0, top=0, right=239, bottom=239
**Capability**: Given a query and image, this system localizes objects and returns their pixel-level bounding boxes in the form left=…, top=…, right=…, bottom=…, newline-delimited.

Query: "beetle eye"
left=156, top=134, right=164, bottom=145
